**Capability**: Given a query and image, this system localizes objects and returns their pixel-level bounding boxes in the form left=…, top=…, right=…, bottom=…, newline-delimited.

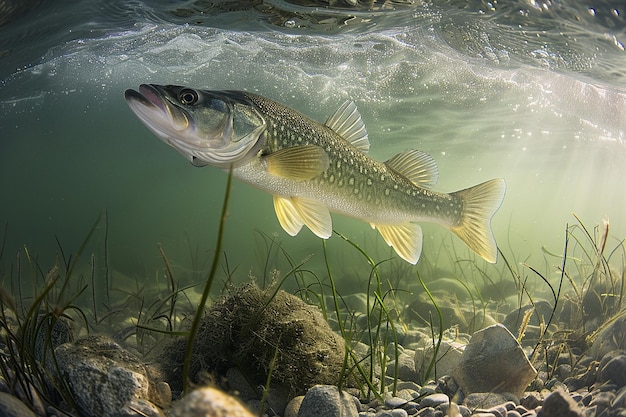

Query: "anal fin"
left=372, top=223, right=423, bottom=264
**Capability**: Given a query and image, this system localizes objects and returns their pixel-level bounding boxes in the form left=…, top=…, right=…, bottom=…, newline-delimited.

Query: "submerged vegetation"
left=0, top=187, right=624, bottom=416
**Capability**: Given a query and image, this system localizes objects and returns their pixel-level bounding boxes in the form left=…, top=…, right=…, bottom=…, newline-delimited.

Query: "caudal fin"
left=450, top=178, right=506, bottom=263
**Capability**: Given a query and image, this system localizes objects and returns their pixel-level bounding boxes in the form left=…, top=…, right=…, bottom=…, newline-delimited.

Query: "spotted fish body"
left=125, top=84, right=506, bottom=264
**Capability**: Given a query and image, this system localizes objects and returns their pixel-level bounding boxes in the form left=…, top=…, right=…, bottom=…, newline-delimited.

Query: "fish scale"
left=125, top=84, right=505, bottom=264
left=245, top=92, right=462, bottom=226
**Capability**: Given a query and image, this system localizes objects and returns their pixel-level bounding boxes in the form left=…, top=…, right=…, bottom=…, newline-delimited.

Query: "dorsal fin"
left=325, top=101, right=370, bottom=153
left=385, top=149, right=439, bottom=189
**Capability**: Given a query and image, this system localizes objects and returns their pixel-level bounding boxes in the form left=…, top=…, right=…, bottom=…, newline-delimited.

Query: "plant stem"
left=182, top=165, right=233, bottom=393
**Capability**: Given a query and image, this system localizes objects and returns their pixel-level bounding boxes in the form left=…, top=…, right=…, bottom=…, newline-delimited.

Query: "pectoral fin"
left=372, top=222, right=423, bottom=264
left=265, top=145, right=329, bottom=181
left=273, top=195, right=332, bottom=239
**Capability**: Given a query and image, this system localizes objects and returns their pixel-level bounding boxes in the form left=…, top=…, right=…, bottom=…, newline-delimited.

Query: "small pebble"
left=458, top=405, right=472, bottom=417
left=502, top=401, right=517, bottom=410
left=418, top=385, right=437, bottom=397
left=520, top=392, right=542, bottom=410
left=416, top=407, right=436, bottom=417
left=485, top=405, right=507, bottom=417
left=397, top=389, right=420, bottom=401
left=588, top=391, right=615, bottom=415
left=536, top=389, right=583, bottom=417
left=386, top=396, right=408, bottom=408
left=404, top=402, right=419, bottom=414
left=398, top=382, right=422, bottom=392
left=420, top=393, right=449, bottom=408
left=390, top=409, right=409, bottom=417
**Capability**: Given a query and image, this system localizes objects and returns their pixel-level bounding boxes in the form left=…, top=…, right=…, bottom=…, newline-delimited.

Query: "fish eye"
left=179, top=89, right=199, bottom=105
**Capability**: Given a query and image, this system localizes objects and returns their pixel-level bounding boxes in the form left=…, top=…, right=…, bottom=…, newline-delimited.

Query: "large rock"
left=451, top=324, right=537, bottom=397
left=589, top=311, right=626, bottom=359
left=414, top=338, right=465, bottom=382
left=160, top=283, right=346, bottom=396
left=51, top=335, right=170, bottom=417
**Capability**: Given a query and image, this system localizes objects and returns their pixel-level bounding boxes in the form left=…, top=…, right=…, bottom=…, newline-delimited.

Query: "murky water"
left=1, top=0, right=625, bottom=298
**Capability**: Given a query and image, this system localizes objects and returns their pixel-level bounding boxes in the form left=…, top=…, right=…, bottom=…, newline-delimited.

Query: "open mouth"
left=124, top=83, right=191, bottom=138
left=124, top=84, right=167, bottom=113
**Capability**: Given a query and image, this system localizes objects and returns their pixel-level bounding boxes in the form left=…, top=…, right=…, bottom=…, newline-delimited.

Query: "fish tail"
left=449, top=178, right=506, bottom=263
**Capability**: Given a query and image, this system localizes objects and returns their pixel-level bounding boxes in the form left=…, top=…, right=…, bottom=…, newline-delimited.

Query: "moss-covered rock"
left=161, top=283, right=346, bottom=397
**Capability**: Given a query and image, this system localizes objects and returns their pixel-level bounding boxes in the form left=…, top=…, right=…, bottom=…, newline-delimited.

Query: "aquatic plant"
left=0, top=217, right=102, bottom=416
left=513, top=216, right=626, bottom=379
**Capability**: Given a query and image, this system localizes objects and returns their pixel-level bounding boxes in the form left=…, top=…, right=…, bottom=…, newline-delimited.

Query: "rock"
left=396, top=381, right=421, bottom=392
left=613, top=386, right=626, bottom=409
left=463, top=393, right=517, bottom=410
left=0, top=392, right=38, bottom=417
left=483, top=404, right=508, bottom=417
left=415, top=408, right=436, bottom=417
left=284, top=395, right=304, bottom=417
left=385, top=396, right=408, bottom=408
left=458, top=404, right=472, bottom=417
left=520, top=391, right=542, bottom=410
left=419, top=393, right=449, bottom=408
left=537, top=389, right=583, bottom=417
left=450, top=324, right=537, bottom=397
left=387, top=352, right=418, bottom=383
left=588, top=390, right=615, bottom=416
left=51, top=335, right=170, bottom=417
left=417, top=278, right=473, bottom=301
left=170, top=386, right=255, bottom=417
left=297, top=385, right=358, bottom=417
left=415, top=338, right=465, bottom=382
left=589, top=312, right=626, bottom=359
left=598, top=352, right=626, bottom=387
left=5, top=375, right=45, bottom=416
left=120, top=399, right=165, bottom=417
left=409, top=294, right=481, bottom=333
left=160, top=284, right=346, bottom=396
left=32, top=315, right=74, bottom=364
left=502, top=300, right=554, bottom=340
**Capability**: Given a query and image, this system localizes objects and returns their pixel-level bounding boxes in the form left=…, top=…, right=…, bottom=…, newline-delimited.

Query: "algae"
left=159, top=283, right=346, bottom=396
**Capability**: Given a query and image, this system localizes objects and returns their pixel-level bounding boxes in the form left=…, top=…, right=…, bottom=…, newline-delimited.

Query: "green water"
left=1, top=2, right=625, bottom=302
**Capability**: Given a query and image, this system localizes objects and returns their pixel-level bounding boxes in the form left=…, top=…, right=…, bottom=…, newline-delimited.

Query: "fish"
left=124, top=84, right=506, bottom=264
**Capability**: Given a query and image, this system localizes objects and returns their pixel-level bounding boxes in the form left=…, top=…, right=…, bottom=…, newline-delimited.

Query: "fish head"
left=124, top=84, right=266, bottom=167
